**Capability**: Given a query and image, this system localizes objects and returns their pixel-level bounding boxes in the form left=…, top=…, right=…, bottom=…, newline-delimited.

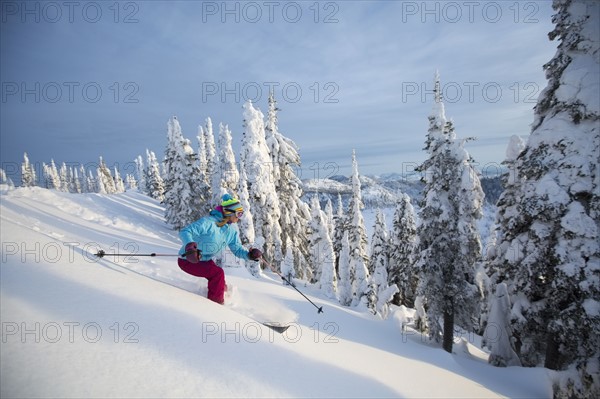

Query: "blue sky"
left=1, top=1, right=557, bottom=181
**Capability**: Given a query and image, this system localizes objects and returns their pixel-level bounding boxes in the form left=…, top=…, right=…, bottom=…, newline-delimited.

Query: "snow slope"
left=1, top=187, right=553, bottom=398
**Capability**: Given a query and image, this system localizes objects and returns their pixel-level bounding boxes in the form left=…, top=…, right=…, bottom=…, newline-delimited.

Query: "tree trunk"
left=544, top=332, right=560, bottom=370
left=443, top=303, right=454, bottom=353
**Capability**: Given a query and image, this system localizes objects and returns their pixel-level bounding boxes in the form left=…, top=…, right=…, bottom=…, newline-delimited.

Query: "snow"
left=1, top=187, right=553, bottom=398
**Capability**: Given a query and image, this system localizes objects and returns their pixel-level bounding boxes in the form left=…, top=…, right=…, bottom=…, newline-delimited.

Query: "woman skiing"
left=178, top=193, right=262, bottom=304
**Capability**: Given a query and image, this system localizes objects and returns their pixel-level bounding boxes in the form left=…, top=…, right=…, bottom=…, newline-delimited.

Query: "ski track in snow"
left=0, top=187, right=552, bottom=398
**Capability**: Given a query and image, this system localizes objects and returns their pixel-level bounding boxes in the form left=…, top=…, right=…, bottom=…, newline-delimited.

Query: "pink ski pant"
left=177, top=258, right=226, bottom=304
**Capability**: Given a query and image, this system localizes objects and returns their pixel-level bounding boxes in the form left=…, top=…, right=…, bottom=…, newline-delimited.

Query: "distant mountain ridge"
left=302, top=174, right=502, bottom=209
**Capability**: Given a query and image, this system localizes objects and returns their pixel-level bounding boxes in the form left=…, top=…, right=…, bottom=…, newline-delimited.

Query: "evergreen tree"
left=485, top=283, right=521, bottom=367
left=348, top=150, right=374, bottom=312
left=79, top=165, right=90, bottom=193
left=338, top=230, right=353, bottom=306
left=43, top=160, right=61, bottom=190
left=212, top=123, right=239, bottom=202
left=203, top=117, right=216, bottom=203
left=332, top=194, right=346, bottom=275
left=135, top=155, right=147, bottom=195
left=264, top=91, right=312, bottom=276
left=309, top=195, right=337, bottom=299
left=370, top=210, right=399, bottom=318
left=1, top=168, right=15, bottom=188
left=125, top=174, right=137, bottom=191
left=489, top=1, right=599, bottom=396
left=97, top=157, right=117, bottom=194
left=145, top=149, right=165, bottom=201
left=114, top=167, right=125, bottom=193
left=240, top=100, right=283, bottom=268
left=389, top=193, right=418, bottom=307
left=415, top=73, right=484, bottom=353
left=237, top=160, right=260, bottom=277
left=163, top=116, right=205, bottom=229
left=280, top=239, right=295, bottom=285
left=59, top=163, right=69, bottom=192
left=21, top=152, right=36, bottom=187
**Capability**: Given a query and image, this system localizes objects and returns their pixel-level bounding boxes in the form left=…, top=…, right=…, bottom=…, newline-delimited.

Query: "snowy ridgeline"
left=302, top=174, right=503, bottom=209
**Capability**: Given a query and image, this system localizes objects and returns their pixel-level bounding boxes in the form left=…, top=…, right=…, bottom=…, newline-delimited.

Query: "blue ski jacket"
left=178, top=209, right=249, bottom=261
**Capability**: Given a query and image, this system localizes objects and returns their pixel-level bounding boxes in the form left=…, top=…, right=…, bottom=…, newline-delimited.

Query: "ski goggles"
left=235, top=210, right=244, bottom=218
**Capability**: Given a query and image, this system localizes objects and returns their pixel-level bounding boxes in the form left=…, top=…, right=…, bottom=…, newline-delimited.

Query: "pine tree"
left=237, top=160, right=260, bottom=277
left=59, top=163, right=69, bottom=192
left=43, top=160, right=61, bottom=190
left=240, top=100, right=283, bottom=268
left=348, top=150, right=374, bottom=312
left=280, top=238, right=295, bottom=285
left=485, top=283, right=521, bottom=367
left=309, top=195, right=337, bottom=299
left=203, top=117, right=216, bottom=204
left=97, top=157, right=116, bottom=194
left=389, top=193, right=418, bottom=307
left=414, top=73, right=484, bottom=353
left=79, top=165, right=89, bottom=193
left=114, top=167, right=125, bottom=193
left=125, top=174, right=137, bottom=191
left=163, top=116, right=205, bottom=229
left=489, top=1, right=599, bottom=396
left=145, top=149, right=165, bottom=201
left=21, top=152, right=36, bottom=187
left=370, top=210, right=399, bottom=318
left=135, top=155, right=147, bottom=195
left=1, top=168, right=15, bottom=188
left=332, top=194, right=346, bottom=276
left=338, top=230, right=353, bottom=306
left=212, top=123, right=239, bottom=202
left=265, top=91, right=312, bottom=276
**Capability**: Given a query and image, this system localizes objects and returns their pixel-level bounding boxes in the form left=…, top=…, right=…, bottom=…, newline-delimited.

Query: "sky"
left=0, top=0, right=557, bottom=181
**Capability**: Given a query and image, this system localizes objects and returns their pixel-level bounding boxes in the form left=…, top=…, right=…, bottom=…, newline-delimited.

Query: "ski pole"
left=95, top=249, right=195, bottom=258
left=260, top=258, right=324, bottom=314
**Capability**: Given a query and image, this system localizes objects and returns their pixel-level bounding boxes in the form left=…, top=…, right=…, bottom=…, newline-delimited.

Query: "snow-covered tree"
left=485, top=283, right=521, bottom=367
left=1, top=168, right=15, bottom=188
left=21, top=152, right=36, bottom=187
left=134, top=155, right=147, bottom=195
left=212, top=123, right=239, bottom=202
left=125, top=174, right=137, bottom=190
left=237, top=160, right=260, bottom=278
left=388, top=193, right=418, bottom=307
left=309, top=195, right=337, bottom=298
left=43, top=160, right=60, bottom=190
left=489, top=2, right=599, bottom=396
left=97, top=157, right=117, bottom=194
left=370, top=210, right=399, bottom=318
left=145, top=149, right=165, bottom=201
left=202, top=117, right=216, bottom=202
left=332, top=194, right=346, bottom=274
left=264, top=91, right=312, bottom=276
left=114, top=167, right=125, bottom=193
left=163, top=116, right=206, bottom=229
left=348, top=150, right=375, bottom=312
left=280, top=238, right=295, bottom=285
left=240, top=100, right=283, bottom=268
left=415, top=73, right=484, bottom=353
left=79, top=165, right=90, bottom=193
left=338, top=230, right=353, bottom=306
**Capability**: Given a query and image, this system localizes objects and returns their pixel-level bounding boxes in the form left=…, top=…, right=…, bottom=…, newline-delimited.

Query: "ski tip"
left=262, top=323, right=290, bottom=334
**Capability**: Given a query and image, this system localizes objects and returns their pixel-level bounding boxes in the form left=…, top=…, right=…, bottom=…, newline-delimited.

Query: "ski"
left=261, top=323, right=290, bottom=334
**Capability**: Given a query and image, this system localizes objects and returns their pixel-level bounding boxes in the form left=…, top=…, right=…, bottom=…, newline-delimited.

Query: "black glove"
left=184, top=242, right=201, bottom=263
left=248, top=248, right=262, bottom=261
